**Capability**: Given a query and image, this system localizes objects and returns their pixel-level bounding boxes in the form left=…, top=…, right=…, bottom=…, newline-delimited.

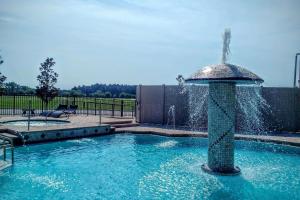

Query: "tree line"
left=66, top=84, right=136, bottom=98
left=3, top=82, right=136, bottom=98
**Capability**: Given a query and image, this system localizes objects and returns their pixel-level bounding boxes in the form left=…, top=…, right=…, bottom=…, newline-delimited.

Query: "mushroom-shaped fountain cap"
left=185, top=63, right=264, bottom=85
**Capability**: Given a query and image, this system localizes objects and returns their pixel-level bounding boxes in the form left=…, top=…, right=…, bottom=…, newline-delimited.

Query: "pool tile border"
left=21, top=125, right=112, bottom=144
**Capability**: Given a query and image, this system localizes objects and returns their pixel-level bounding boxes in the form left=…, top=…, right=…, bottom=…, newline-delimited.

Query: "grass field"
left=0, top=95, right=136, bottom=114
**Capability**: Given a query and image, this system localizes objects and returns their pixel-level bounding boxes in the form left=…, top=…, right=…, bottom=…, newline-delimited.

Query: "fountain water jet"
left=167, top=105, right=176, bottom=130
left=185, top=29, right=264, bottom=175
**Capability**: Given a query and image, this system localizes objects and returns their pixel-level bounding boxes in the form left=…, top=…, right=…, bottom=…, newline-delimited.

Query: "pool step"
left=0, top=133, right=18, bottom=139
left=111, top=122, right=139, bottom=128
left=0, top=130, right=23, bottom=146
left=105, top=120, right=133, bottom=125
left=0, top=160, right=11, bottom=171
left=0, top=139, right=10, bottom=146
left=0, top=133, right=15, bottom=145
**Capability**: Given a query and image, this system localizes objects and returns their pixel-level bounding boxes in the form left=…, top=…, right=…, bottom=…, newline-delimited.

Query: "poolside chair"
left=40, top=104, right=68, bottom=117
left=65, top=105, right=78, bottom=115
left=44, top=105, right=78, bottom=118
left=49, top=105, right=78, bottom=118
left=59, top=105, right=78, bottom=118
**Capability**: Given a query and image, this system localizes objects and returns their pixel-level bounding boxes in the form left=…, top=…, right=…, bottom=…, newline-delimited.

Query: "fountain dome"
left=185, top=63, right=264, bottom=84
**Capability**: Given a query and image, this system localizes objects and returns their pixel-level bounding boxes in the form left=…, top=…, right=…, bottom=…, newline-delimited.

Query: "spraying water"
left=166, top=105, right=176, bottom=129
left=184, top=84, right=274, bottom=133
left=187, top=85, right=208, bottom=131
left=176, top=74, right=187, bottom=94
left=236, top=85, right=280, bottom=134
left=237, top=85, right=267, bottom=134
left=222, top=29, right=231, bottom=64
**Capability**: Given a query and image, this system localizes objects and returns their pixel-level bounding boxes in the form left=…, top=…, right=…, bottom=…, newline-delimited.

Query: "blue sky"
left=0, top=0, right=299, bottom=89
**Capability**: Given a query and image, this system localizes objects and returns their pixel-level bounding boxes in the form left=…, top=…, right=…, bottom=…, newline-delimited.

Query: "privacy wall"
left=136, top=85, right=300, bottom=132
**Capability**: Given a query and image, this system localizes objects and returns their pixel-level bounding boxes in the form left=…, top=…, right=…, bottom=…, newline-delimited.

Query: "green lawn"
left=0, top=95, right=136, bottom=112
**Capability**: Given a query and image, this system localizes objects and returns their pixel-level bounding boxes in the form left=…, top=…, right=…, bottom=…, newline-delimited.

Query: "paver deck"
left=0, top=115, right=133, bottom=132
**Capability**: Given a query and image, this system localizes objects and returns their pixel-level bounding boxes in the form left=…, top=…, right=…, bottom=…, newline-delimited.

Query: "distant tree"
left=119, top=93, right=125, bottom=98
left=91, top=90, right=105, bottom=97
left=7, top=82, right=17, bottom=94
left=0, top=55, right=7, bottom=94
left=4, top=82, right=35, bottom=95
left=70, top=89, right=83, bottom=97
left=104, top=91, right=112, bottom=98
left=5, top=82, right=18, bottom=94
left=36, top=57, right=59, bottom=108
left=71, top=83, right=136, bottom=98
left=119, top=92, right=135, bottom=98
left=59, top=90, right=71, bottom=96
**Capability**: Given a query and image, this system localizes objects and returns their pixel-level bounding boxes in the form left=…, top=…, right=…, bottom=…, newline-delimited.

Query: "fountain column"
left=184, top=29, right=263, bottom=175
left=201, top=82, right=240, bottom=174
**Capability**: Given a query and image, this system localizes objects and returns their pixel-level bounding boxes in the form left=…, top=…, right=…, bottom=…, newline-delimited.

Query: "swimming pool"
left=1, top=119, right=70, bottom=127
left=0, top=134, right=299, bottom=199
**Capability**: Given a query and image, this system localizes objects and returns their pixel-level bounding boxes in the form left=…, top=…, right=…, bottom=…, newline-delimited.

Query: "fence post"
left=94, top=98, right=97, bottom=115
left=27, top=100, right=31, bottom=131
left=99, top=100, right=102, bottom=124
left=83, top=101, right=85, bottom=115
left=134, top=99, right=137, bottom=119
left=13, top=95, right=16, bottom=115
left=73, top=96, right=76, bottom=105
left=41, top=100, right=44, bottom=112
left=121, top=100, right=124, bottom=117
left=112, top=99, right=115, bottom=117
left=87, top=102, right=89, bottom=116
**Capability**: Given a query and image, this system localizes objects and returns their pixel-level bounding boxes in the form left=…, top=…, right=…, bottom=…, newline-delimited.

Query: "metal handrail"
left=0, top=136, right=14, bottom=164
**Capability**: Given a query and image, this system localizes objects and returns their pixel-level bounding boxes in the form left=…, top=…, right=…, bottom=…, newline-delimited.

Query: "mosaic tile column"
left=202, top=82, right=240, bottom=174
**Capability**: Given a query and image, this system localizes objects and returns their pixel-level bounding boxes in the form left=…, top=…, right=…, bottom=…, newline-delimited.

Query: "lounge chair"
left=65, top=105, right=78, bottom=115
left=50, top=105, right=78, bottom=118
left=56, top=105, right=78, bottom=118
left=40, top=104, right=78, bottom=118
left=40, top=104, right=68, bottom=117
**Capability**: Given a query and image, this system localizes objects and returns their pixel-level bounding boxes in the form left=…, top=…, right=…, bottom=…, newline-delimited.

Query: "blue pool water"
left=0, top=134, right=299, bottom=200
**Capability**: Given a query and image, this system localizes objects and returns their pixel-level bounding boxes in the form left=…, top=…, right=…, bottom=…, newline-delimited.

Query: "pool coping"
left=0, top=119, right=70, bottom=123
left=115, top=126, right=300, bottom=147
left=1, top=115, right=299, bottom=148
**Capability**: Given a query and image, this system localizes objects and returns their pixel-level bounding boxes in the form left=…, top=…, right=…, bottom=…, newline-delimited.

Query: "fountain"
left=185, top=29, right=264, bottom=175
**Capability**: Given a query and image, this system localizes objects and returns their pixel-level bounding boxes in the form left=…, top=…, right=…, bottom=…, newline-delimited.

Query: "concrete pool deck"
left=0, top=115, right=134, bottom=132
left=115, top=126, right=300, bottom=147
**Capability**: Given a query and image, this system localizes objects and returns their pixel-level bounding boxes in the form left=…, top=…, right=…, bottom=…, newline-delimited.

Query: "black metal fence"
left=0, top=95, right=136, bottom=117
